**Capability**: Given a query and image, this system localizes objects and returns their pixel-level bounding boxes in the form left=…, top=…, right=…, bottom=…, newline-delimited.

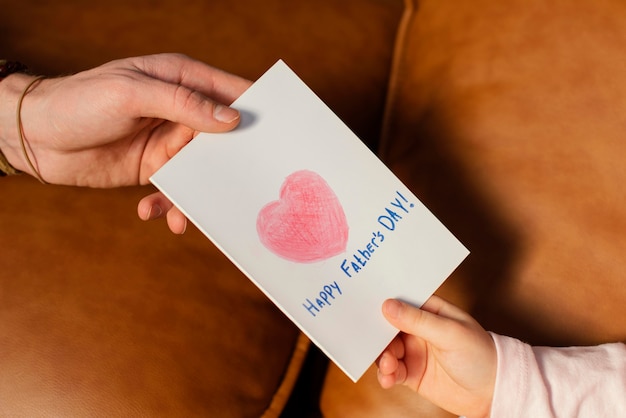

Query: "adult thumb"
left=138, top=80, right=241, bottom=133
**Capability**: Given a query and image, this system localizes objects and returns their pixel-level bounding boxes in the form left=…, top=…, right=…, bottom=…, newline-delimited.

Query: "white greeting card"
left=150, top=60, right=469, bottom=382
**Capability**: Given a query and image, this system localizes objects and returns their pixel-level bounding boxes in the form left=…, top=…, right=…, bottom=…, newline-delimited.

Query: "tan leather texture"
left=322, top=0, right=626, bottom=416
left=0, top=177, right=299, bottom=416
left=380, top=0, right=626, bottom=346
left=0, top=0, right=404, bottom=416
left=0, top=0, right=404, bottom=151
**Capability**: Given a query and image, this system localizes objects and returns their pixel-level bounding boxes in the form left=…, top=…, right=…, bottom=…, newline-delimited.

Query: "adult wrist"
left=0, top=61, right=30, bottom=175
left=0, top=72, right=46, bottom=177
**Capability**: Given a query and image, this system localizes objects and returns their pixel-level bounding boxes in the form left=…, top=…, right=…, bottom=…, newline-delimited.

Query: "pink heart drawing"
left=257, top=170, right=349, bottom=263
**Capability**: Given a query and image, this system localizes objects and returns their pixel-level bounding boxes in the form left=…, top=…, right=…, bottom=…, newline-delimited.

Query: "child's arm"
left=490, top=333, right=626, bottom=418
left=376, top=296, right=497, bottom=418
left=377, top=296, right=626, bottom=418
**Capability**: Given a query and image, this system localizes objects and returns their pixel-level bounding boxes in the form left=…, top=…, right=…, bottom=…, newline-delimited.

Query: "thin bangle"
left=16, top=75, right=47, bottom=184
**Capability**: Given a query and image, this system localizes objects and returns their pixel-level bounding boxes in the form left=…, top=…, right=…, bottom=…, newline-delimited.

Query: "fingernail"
left=147, top=204, right=162, bottom=220
left=213, top=104, right=240, bottom=123
left=384, top=299, right=402, bottom=319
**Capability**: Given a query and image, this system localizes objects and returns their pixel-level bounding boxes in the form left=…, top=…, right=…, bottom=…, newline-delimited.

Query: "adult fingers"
left=166, top=207, right=188, bottom=235
left=137, top=191, right=174, bottom=221
left=108, top=54, right=250, bottom=133
left=137, top=192, right=188, bottom=234
left=134, top=53, right=252, bottom=105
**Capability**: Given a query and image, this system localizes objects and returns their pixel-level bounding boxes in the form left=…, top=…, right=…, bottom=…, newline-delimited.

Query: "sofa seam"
left=260, top=332, right=311, bottom=418
left=378, top=0, right=417, bottom=162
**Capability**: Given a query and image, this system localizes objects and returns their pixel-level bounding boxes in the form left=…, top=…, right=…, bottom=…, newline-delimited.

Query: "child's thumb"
left=382, top=299, right=452, bottom=346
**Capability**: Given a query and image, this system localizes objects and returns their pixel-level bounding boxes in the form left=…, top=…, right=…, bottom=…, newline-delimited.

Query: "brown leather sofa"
left=2, top=0, right=625, bottom=417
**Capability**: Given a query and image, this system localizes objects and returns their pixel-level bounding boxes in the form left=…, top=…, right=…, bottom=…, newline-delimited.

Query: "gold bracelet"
left=16, top=75, right=47, bottom=184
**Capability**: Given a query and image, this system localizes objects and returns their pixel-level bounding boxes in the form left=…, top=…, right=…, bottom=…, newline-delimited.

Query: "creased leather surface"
left=379, top=0, right=626, bottom=346
left=0, top=177, right=299, bottom=416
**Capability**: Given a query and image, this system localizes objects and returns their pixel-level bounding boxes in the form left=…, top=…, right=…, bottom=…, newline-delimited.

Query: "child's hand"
left=376, top=296, right=497, bottom=418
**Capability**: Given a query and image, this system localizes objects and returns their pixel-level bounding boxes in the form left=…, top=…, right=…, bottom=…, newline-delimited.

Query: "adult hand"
left=376, top=296, right=497, bottom=418
left=0, top=53, right=251, bottom=233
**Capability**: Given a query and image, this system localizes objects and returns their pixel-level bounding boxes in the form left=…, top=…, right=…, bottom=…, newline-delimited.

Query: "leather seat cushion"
left=0, top=177, right=305, bottom=417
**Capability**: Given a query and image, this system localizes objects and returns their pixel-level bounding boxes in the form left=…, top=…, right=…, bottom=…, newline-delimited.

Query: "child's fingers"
left=385, top=335, right=406, bottom=361
left=377, top=351, right=408, bottom=388
left=377, top=367, right=397, bottom=389
left=376, top=337, right=403, bottom=376
left=377, top=351, right=399, bottom=375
